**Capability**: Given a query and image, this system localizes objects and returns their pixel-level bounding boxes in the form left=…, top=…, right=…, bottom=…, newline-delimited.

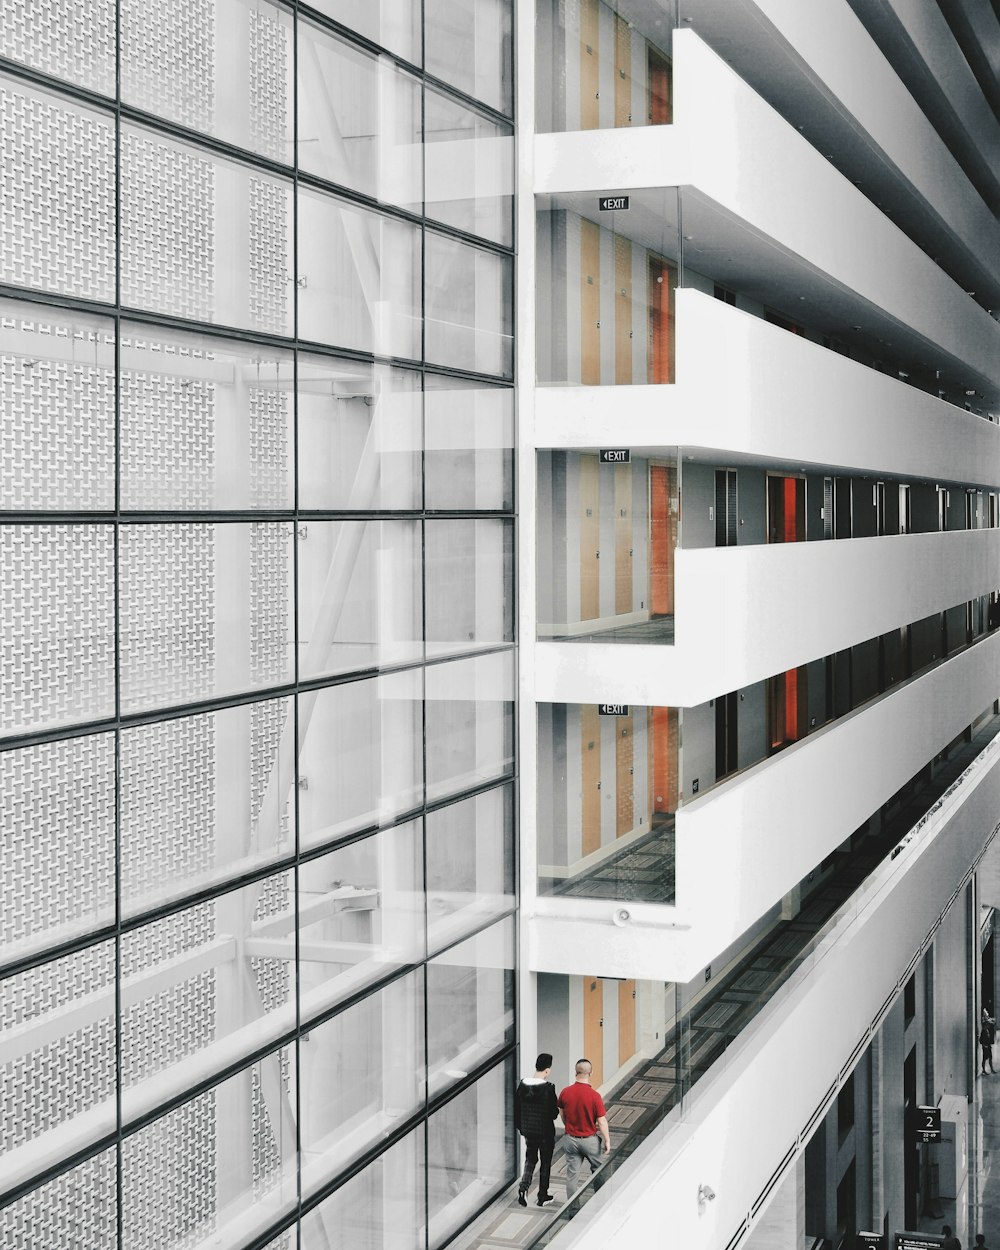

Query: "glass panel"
left=1, top=524, right=115, bottom=740
left=121, top=0, right=293, bottom=161
left=0, top=2, right=115, bottom=96
left=121, top=123, right=293, bottom=336
left=536, top=703, right=678, bottom=904
left=120, top=699, right=294, bottom=919
left=298, top=824, right=425, bottom=1012
left=535, top=0, right=675, bottom=134
left=119, top=522, right=294, bottom=714
left=121, top=875, right=294, bottom=1106
left=0, top=300, right=115, bottom=512
left=425, top=0, right=513, bottom=116
left=424, top=375, right=514, bottom=512
left=426, top=1059, right=513, bottom=1248
left=536, top=197, right=678, bottom=386
left=121, top=1047, right=297, bottom=1249
left=300, top=1129, right=423, bottom=1250
left=424, top=88, right=513, bottom=245
left=424, top=519, right=513, bottom=655
left=298, top=670, right=423, bottom=849
left=427, top=919, right=514, bottom=1098
left=425, top=651, right=515, bottom=803
left=298, top=190, right=421, bottom=358
left=307, top=0, right=419, bottom=63
left=299, top=973, right=424, bottom=1187
left=424, top=232, right=513, bottom=377
left=298, top=21, right=421, bottom=210
left=0, top=1146, right=117, bottom=1250
left=298, top=359, right=422, bottom=512
left=536, top=451, right=678, bottom=642
left=0, top=77, right=115, bottom=302
left=298, top=520, right=423, bottom=679
left=1, top=734, right=115, bottom=971
left=120, top=325, right=294, bottom=511
left=426, top=786, right=514, bottom=954
left=0, top=942, right=117, bottom=1196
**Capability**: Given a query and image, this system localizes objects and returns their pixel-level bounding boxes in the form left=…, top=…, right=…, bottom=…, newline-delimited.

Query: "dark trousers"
left=520, top=1133, right=555, bottom=1194
left=983, top=1043, right=995, bottom=1072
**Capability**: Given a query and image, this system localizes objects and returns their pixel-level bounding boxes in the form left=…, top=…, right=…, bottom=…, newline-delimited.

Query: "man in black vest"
left=514, top=1053, right=560, bottom=1207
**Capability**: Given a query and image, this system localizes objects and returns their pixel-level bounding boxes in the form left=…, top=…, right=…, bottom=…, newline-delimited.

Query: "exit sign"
left=599, top=449, right=630, bottom=463
left=598, top=704, right=629, bottom=716
left=599, top=195, right=630, bottom=211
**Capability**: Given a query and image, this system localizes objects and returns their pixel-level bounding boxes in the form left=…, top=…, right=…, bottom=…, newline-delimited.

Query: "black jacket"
left=514, top=1079, right=559, bottom=1138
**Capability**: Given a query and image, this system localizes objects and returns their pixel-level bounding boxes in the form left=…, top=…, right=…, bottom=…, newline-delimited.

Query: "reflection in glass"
left=121, top=1048, right=297, bottom=1249
left=427, top=919, right=514, bottom=1098
left=118, top=522, right=294, bottom=714
left=425, top=651, right=515, bottom=803
left=121, top=0, right=293, bottom=161
left=120, top=700, right=294, bottom=918
left=0, top=300, right=115, bottom=512
left=425, top=0, right=513, bottom=116
left=298, top=22, right=421, bottom=210
left=425, top=519, right=513, bottom=654
left=536, top=204, right=677, bottom=386
left=426, top=786, right=514, bottom=953
left=307, top=0, right=419, bottom=63
left=298, top=670, right=423, bottom=848
left=300, top=972, right=424, bottom=1189
left=424, top=89, right=513, bottom=245
left=424, top=375, right=513, bottom=512
left=121, top=326, right=294, bottom=511
left=121, top=124, right=293, bottom=335
left=424, top=233, right=513, bottom=377
left=298, top=190, right=421, bottom=358
left=537, top=703, right=678, bottom=905
left=536, top=451, right=677, bottom=641
left=427, top=1059, right=513, bottom=1248
left=300, top=1128, right=423, bottom=1250
left=298, top=520, right=423, bottom=679
left=0, top=78, right=115, bottom=303
left=1, top=734, right=115, bottom=970
left=535, top=0, right=674, bottom=134
left=298, top=823, right=424, bottom=1011
left=0, top=942, right=116, bottom=1191
left=299, top=359, right=422, bottom=511
left=1, top=525, right=115, bottom=739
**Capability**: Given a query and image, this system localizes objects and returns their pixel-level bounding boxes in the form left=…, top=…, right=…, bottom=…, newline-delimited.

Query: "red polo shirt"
left=558, top=1082, right=606, bottom=1137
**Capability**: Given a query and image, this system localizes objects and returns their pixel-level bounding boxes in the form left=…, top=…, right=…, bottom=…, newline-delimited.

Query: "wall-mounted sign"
left=599, top=449, right=631, bottom=463
left=599, top=195, right=630, bottom=211
left=915, top=1105, right=941, bottom=1144
left=598, top=704, right=629, bottom=717
left=894, top=1234, right=945, bottom=1249
left=857, top=1234, right=883, bottom=1250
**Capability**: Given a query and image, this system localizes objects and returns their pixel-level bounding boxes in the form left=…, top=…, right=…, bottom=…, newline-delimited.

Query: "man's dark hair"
left=535, top=1052, right=553, bottom=1070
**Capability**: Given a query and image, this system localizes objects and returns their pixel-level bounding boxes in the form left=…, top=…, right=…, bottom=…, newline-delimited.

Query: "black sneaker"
left=517, top=1189, right=527, bottom=1207
left=537, top=1194, right=555, bottom=1207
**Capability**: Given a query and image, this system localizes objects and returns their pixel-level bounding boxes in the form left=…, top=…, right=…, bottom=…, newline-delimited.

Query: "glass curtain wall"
left=0, top=3, right=514, bottom=1248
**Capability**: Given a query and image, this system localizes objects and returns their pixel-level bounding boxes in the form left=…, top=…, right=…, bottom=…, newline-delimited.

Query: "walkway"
left=552, top=616, right=675, bottom=645
left=454, top=717, right=1000, bottom=1250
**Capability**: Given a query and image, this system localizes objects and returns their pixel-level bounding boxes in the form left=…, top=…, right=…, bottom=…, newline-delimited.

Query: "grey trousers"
left=563, top=1134, right=602, bottom=1192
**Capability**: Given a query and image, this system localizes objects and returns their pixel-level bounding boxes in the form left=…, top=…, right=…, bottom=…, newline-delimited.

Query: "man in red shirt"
left=557, top=1059, right=611, bottom=1193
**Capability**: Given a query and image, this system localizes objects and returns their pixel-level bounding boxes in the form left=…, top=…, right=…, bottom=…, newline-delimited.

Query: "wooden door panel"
left=581, top=218, right=601, bottom=385
left=584, top=977, right=604, bottom=1087
left=615, top=710, right=633, bottom=837
left=614, top=461, right=632, bottom=614
left=580, top=454, right=600, bottom=620
left=619, top=980, right=636, bottom=1065
left=615, top=236, right=632, bottom=385
left=580, top=0, right=600, bottom=130
left=650, top=464, right=673, bottom=615
left=614, top=15, right=631, bottom=127
left=581, top=704, right=602, bottom=856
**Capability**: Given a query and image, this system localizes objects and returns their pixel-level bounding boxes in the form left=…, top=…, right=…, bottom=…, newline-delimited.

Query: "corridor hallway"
left=453, top=716, right=1000, bottom=1250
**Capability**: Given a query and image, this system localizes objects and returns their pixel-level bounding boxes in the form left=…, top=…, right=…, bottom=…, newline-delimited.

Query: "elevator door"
left=615, top=710, right=633, bottom=837
left=581, top=218, right=601, bottom=385
left=584, top=978, right=604, bottom=1087
left=580, top=454, right=600, bottom=620
left=614, top=461, right=632, bottom=614
left=581, top=704, right=602, bottom=856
